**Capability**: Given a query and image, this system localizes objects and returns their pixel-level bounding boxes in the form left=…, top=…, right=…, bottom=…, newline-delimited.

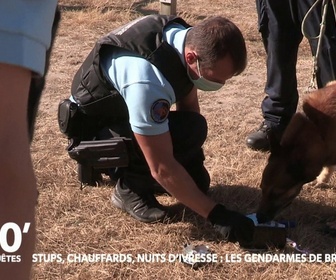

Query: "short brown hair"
left=185, top=16, right=247, bottom=75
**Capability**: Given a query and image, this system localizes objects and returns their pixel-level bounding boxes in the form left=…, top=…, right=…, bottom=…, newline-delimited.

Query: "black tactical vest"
left=71, top=14, right=194, bottom=120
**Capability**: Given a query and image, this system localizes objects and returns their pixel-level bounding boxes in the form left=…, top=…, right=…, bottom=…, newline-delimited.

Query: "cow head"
left=257, top=113, right=326, bottom=223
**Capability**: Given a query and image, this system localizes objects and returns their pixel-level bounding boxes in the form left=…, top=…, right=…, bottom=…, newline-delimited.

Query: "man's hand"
left=208, top=204, right=255, bottom=246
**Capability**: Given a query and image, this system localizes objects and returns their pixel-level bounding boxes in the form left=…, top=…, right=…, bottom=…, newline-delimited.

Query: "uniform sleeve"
left=0, top=1, right=58, bottom=76
left=122, top=82, right=173, bottom=136
left=102, top=50, right=176, bottom=136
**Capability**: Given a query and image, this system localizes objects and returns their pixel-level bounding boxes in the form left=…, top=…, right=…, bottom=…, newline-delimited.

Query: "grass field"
left=31, top=0, right=336, bottom=279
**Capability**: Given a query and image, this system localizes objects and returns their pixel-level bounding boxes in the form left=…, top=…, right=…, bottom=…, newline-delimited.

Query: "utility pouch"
left=68, top=138, right=131, bottom=186
left=58, top=99, right=82, bottom=138
left=68, top=138, right=130, bottom=169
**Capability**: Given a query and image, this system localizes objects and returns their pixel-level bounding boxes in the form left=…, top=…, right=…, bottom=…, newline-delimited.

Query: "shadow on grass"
left=164, top=184, right=336, bottom=254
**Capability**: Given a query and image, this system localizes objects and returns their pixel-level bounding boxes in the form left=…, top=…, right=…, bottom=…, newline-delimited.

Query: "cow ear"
left=280, top=113, right=307, bottom=147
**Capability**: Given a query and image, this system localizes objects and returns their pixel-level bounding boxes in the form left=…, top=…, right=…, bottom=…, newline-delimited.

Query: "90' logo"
left=0, top=223, right=31, bottom=253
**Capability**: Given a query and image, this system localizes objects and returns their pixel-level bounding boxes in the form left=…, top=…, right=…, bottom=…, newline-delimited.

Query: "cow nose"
left=256, top=212, right=271, bottom=224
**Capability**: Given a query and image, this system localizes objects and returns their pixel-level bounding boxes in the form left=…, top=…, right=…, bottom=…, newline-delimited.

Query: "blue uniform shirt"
left=0, top=1, right=58, bottom=76
left=100, top=23, right=191, bottom=136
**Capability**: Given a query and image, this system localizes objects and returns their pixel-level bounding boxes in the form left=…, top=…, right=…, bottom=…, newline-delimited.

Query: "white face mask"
left=189, top=59, right=224, bottom=91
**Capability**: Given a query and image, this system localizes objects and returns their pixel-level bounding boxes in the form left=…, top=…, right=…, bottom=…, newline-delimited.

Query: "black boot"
left=111, top=179, right=166, bottom=223
left=246, top=122, right=271, bottom=151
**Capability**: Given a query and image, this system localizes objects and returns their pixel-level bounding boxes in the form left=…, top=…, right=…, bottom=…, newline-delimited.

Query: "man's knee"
left=169, top=111, right=208, bottom=149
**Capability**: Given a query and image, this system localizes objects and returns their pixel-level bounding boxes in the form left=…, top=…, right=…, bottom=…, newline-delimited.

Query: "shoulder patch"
left=150, top=99, right=170, bottom=123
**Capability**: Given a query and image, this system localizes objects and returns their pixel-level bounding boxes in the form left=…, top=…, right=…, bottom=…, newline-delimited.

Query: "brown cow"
left=257, top=81, right=336, bottom=223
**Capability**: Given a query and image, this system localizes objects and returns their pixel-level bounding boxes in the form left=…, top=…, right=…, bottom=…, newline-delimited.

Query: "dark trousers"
left=100, top=111, right=210, bottom=194
left=256, top=0, right=336, bottom=130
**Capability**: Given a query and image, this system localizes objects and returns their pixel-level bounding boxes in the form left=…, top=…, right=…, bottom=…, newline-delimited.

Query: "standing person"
left=246, top=0, right=336, bottom=151
left=62, top=15, right=254, bottom=245
left=0, top=2, right=59, bottom=279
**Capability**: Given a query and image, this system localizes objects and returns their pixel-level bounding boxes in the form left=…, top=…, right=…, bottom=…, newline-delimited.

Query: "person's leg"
left=298, top=0, right=336, bottom=237
left=247, top=0, right=302, bottom=151
left=111, top=111, right=210, bottom=222
left=108, top=122, right=167, bottom=223
left=0, top=63, right=36, bottom=280
left=256, top=0, right=269, bottom=49
left=136, top=111, right=210, bottom=194
left=297, top=0, right=336, bottom=87
left=167, top=111, right=210, bottom=194
left=116, top=111, right=209, bottom=194
left=0, top=8, right=61, bottom=278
